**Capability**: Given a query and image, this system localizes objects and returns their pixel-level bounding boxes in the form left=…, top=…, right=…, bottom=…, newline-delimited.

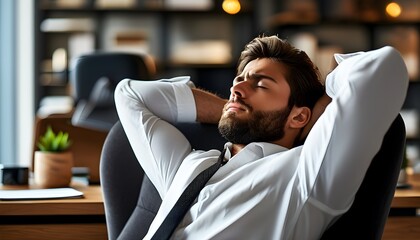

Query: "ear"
left=288, top=106, right=311, bottom=129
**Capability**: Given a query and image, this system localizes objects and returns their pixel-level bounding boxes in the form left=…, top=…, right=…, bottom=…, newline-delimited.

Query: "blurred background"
left=1, top=0, right=420, bottom=173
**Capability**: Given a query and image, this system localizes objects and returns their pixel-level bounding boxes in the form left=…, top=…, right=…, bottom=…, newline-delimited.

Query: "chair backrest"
left=101, top=122, right=225, bottom=239
left=100, top=115, right=405, bottom=240
left=70, top=52, right=151, bottom=102
left=70, top=52, right=152, bottom=131
left=320, top=114, right=406, bottom=239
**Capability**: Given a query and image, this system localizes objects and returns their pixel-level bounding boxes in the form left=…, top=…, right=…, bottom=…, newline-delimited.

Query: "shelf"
left=39, top=0, right=253, bottom=15
left=40, top=18, right=95, bottom=33
left=40, top=9, right=245, bottom=15
left=34, top=0, right=256, bottom=108
left=40, top=7, right=253, bottom=15
left=269, top=17, right=420, bottom=28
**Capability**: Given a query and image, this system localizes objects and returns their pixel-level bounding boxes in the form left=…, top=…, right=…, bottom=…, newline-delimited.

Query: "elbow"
left=114, top=78, right=132, bottom=107
left=374, top=47, right=410, bottom=115
left=371, top=46, right=409, bottom=102
left=383, top=46, right=409, bottom=98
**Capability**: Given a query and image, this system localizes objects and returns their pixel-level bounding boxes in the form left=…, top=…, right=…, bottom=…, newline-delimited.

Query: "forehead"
left=240, top=58, right=291, bottom=104
left=242, top=58, right=289, bottom=82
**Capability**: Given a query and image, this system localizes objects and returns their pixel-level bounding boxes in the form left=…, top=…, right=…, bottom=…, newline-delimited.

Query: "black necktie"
left=151, top=148, right=226, bottom=240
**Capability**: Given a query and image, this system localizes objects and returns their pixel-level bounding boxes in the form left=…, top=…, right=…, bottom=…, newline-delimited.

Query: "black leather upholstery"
left=70, top=52, right=151, bottom=131
left=100, top=115, right=405, bottom=240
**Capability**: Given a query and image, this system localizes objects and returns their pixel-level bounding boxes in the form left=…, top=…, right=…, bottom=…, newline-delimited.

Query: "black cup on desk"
left=0, top=165, right=29, bottom=185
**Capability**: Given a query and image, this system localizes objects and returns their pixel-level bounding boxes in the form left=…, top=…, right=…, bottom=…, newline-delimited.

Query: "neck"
left=231, top=144, right=245, bottom=156
left=230, top=129, right=300, bottom=155
left=270, top=138, right=293, bottom=149
left=271, top=128, right=302, bottom=149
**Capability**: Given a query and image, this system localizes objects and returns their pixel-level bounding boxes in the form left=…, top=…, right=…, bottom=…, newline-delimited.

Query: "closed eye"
left=257, top=84, right=268, bottom=89
left=256, top=79, right=272, bottom=89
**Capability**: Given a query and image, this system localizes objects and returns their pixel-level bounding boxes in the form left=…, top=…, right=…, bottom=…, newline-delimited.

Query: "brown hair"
left=237, top=35, right=324, bottom=110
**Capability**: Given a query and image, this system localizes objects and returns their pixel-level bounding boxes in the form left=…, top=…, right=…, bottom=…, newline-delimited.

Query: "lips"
left=226, top=103, right=244, bottom=111
left=225, top=100, right=250, bottom=113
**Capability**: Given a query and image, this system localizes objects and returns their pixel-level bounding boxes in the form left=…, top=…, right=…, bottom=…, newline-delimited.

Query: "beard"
left=218, top=101, right=292, bottom=145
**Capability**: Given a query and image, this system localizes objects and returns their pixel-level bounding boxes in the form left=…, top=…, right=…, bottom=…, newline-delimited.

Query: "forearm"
left=192, top=88, right=227, bottom=124
left=115, top=78, right=194, bottom=196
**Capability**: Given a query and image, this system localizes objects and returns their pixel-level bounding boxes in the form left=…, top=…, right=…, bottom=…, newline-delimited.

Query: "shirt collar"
left=224, top=142, right=288, bottom=160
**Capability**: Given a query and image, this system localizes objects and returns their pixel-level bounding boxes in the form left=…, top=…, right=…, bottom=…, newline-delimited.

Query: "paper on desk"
left=0, top=188, right=83, bottom=200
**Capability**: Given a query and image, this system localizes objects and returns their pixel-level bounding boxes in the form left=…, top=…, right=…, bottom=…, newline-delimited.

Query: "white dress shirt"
left=115, top=46, right=408, bottom=240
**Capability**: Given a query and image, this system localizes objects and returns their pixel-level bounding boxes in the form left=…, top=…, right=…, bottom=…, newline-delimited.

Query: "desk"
left=0, top=184, right=107, bottom=240
left=383, top=174, right=420, bottom=240
left=1, top=177, right=419, bottom=240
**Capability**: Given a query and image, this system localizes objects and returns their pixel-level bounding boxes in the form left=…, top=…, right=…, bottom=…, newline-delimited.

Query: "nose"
left=230, top=80, right=248, bottom=100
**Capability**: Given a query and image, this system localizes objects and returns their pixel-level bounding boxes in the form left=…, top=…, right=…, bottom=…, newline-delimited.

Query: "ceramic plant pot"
left=34, top=151, right=73, bottom=188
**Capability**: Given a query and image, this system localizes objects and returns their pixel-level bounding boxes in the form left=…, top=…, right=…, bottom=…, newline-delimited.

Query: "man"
left=115, top=36, right=408, bottom=239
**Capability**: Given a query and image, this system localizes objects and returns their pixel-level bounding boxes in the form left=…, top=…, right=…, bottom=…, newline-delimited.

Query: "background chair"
left=70, top=52, right=153, bottom=131
left=100, top=115, right=405, bottom=240
left=33, top=52, right=152, bottom=183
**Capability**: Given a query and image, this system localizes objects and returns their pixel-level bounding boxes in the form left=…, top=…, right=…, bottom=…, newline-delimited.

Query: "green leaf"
left=37, top=125, right=72, bottom=152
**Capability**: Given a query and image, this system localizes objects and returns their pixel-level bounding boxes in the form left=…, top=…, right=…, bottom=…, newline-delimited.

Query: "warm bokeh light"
left=386, top=2, right=402, bottom=18
left=222, top=0, right=241, bottom=15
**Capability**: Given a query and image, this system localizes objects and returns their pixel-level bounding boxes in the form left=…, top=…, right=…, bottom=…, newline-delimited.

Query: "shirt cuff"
left=172, top=82, right=197, bottom=122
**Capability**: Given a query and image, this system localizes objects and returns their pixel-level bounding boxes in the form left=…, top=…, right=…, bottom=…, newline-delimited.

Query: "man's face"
left=218, top=58, right=292, bottom=144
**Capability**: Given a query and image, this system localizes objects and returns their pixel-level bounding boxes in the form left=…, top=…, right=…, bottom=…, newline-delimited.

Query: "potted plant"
left=34, top=126, right=73, bottom=188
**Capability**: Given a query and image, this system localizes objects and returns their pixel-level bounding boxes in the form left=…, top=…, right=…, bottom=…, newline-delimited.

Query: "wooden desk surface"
left=0, top=183, right=104, bottom=216
left=1, top=175, right=420, bottom=240
left=1, top=174, right=419, bottom=212
left=392, top=173, right=420, bottom=208
left=384, top=174, right=420, bottom=240
left=0, top=183, right=107, bottom=240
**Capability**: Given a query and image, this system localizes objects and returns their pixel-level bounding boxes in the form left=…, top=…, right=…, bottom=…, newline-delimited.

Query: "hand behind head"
left=300, top=94, right=332, bottom=142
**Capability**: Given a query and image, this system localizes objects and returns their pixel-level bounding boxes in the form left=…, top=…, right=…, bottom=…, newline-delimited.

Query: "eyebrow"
left=247, top=72, right=277, bottom=83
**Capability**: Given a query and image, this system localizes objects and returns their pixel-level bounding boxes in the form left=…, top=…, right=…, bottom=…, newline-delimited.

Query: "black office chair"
left=100, top=115, right=405, bottom=240
left=70, top=52, right=152, bottom=132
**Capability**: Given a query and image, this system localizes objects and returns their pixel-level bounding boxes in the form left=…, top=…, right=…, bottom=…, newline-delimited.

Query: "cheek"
left=275, top=89, right=291, bottom=109
left=255, top=94, right=289, bottom=111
